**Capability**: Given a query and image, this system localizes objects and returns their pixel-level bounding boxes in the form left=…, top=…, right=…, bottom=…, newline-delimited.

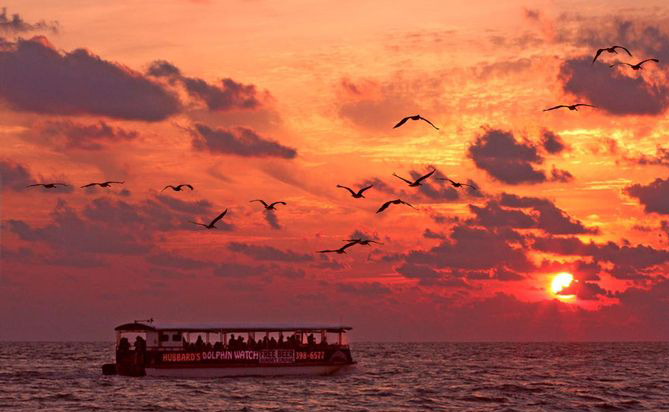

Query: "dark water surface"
left=1, top=342, right=668, bottom=411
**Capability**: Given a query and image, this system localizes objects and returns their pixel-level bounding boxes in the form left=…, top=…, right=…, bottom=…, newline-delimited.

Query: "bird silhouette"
left=162, top=184, right=194, bottom=192
left=393, top=115, right=439, bottom=130
left=376, top=199, right=416, bottom=214
left=610, top=58, right=659, bottom=70
left=26, top=183, right=68, bottom=189
left=437, top=178, right=477, bottom=190
left=345, top=238, right=383, bottom=246
left=336, top=184, right=373, bottom=198
left=251, top=200, right=287, bottom=210
left=80, top=181, right=124, bottom=188
left=592, top=45, right=632, bottom=64
left=393, top=169, right=435, bottom=187
left=318, top=241, right=358, bottom=254
left=543, top=104, right=597, bottom=112
left=190, top=209, right=228, bottom=229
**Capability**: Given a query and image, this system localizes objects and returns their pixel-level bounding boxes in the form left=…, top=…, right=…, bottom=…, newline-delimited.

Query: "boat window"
left=172, top=332, right=182, bottom=342
left=159, top=332, right=169, bottom=342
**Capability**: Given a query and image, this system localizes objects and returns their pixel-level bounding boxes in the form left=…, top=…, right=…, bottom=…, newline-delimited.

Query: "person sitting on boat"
left=278, top=334, right=285, bottom=348
left=213, top=341, right=223, bottom=351
left=237, top=335, right=246, bottom=349
left=319, top=335, right=328, bottom=347
left=195, top=335, right=205, bottom=350
left=307, top=333, right=315, bottom=348
left=248, top=335, right=256, bottom=349
left=262, top=335, right=269, bottom=349
left=118, top=337, right=130, bottom=353
left=134, top=336, right=146, bottom=352
left=269, top=336, right=277, bottom=349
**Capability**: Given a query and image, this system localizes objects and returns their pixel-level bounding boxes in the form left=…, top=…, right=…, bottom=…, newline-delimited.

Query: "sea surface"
left=1, top=342, right=668, bottom=411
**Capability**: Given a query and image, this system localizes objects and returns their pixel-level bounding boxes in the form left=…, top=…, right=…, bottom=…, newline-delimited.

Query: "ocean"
left=1, top=342, right=668, bottom=411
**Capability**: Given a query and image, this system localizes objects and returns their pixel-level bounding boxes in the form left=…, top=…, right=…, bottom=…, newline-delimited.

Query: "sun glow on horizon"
left=551, top=272, right=574, bottom=298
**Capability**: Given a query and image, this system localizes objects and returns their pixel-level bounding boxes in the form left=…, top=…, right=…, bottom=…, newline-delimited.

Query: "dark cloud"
left=492, top=267, right=524, bottom=281
left=409, top=169, right=459, bottom=201
left=550, top=167, right=574, bottom=183
left=0, top=8, right=58, bottom=34
left=146, top=252, right=211, bottom=270
left=213, top=262, right=304, bottom=279
left=227, top=242, right=313, bottom=262
left=264, top=209, right=281, bottom=230
left=395, top=263, right=472, bottom=287
left=192, top=123, right=297, bottom=159
left=0, top=37, right=181, bottom=121
left=630, top=146, right=669, bottom=168
left=38, top=120, right=138, bottom=150
left=557, top=279, right=607, bottom=300
left=541, top=130, right=567, bottom=154
left=559, top=56, right=669, bottom=116
left=147, top=60, right=261, bottom=111
left=0, top=160, right=33, bottom=190
left=336, top=282, right=391, bottom=296
left=423, top=228, right=445, bottom=239
left=625, top=177, right=669, bottom=215
left=468, top=128, right=546, bottom=185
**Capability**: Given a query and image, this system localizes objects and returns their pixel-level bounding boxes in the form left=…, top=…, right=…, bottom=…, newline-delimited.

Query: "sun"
left=551, top=272, right=574, bottom=295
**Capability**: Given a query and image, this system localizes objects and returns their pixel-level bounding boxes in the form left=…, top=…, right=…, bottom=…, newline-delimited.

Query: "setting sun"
left=551, top=272, right=574, bottom=295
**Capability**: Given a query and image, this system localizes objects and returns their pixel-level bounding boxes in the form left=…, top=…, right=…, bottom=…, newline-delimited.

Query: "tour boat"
left=102, top=320, right=355, bottom=377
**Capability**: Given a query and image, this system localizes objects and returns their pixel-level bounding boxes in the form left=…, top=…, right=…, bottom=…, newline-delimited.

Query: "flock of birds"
left=23, top=45, right=659, bottom=255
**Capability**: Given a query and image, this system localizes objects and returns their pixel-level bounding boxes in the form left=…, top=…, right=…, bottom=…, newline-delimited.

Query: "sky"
left=1, top=0, right=669, bottom=341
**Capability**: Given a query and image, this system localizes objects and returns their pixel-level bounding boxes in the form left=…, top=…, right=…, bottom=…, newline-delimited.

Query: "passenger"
left=248, top=336, right=256, bottom=349
left=134, top=336, right=146, bottom=352
left=229, top=334, right=236, bottom=350
left=319, top=335, right=328, bottom=347
left=278, top=334, right=285, bottom=348
left=195, top=335, right=205, bottom=350
left=118, top=337, right=130, bottom=353
left=213, top=341, right=223, bottom=351
left=205, top=342, right=213, bottom=350
left=237, top=335, right=245, bottom=349
left=262, top=336, right=269, bottom=349
left=307, top=333, right=315, bottom=347
left=269, top=336, right=277, bottom=349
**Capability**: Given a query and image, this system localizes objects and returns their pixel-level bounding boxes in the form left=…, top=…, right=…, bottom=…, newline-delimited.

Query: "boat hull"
left=145, top=363, right=353, bottom=377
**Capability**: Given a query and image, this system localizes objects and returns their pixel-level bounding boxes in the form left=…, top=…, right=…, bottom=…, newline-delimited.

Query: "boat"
left=102, top=320, right=355, bottom=377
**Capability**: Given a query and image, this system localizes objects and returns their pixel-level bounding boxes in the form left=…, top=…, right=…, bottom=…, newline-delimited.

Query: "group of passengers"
left=181, top=333, right=332, bottom=351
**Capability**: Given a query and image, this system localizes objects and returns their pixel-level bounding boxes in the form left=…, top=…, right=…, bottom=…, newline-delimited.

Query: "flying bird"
left=437, top=178, right=477, bottom=190
left=393, top=169, right=435, bottom=187
left=376, top=199, right=416, bottom=214
left=543, top=104, right=597, bottom=112
left=345, top=238, right=383, bottom=246
left=393, top=115, right=439, bottom=130
left=26, top=183, right=68, bottom=189
left=81, top=181, right=124, bottom=188
left=251, top=200, right=287, bottom=210
left=162, top=184, right=194, bottom=192
left=318, top=241, right=358, bottom=254
left=610, top=58, right=659, bottom=70
left=336, top=184, right=373, bottom=198
left=190, top=209, right=228, bottom=229
left=592, top=45, right=632, bottom=64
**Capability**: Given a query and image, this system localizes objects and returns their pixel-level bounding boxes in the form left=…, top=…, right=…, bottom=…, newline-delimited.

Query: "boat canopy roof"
left=115, top=321, right=352, bottom=333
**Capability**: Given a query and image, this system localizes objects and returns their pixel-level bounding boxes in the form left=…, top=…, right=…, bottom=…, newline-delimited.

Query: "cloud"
left=192, top=123, right=297, bottom=159
left=336, top=282, right=391, bottom=296
left=0, top=8, right=58, bottom=34
left=423, top=228, right=445, bottom=239
left=558, top=56, right=669, bottom=116
left=38, top=120, right=138, bottom=150
left=147, top=60, right=262, bottom=111
left=541, top=130, right=567, bottom=154
left=468, top=128, right=546, bottom=185
left=227, top=242, right=313, bottom=262
left=630, top=146, right=669, bottom=168
left=0, top=160, right=33, bottom=190
left=625, top=177, right=669, bottom=215
left=0, top=37, right=181, bottom=121
left=263, top=209, right=281, bottom=230
left=550, top=167, right=573, bottom=183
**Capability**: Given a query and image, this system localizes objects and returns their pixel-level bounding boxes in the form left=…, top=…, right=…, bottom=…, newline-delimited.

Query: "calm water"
left=1, top=342, right=668, bottom=411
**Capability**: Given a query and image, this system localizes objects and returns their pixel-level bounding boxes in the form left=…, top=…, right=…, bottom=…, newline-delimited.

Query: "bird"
left=610, top=58, right=659, bottom=70
left=393, top=169, right=435, bottom=187
left=190, top=209, right=228, bottom=229
left=80, top=181, right=124, bottom=188
left=437, top=178, right=477, bottom=190
left=393, top=115, right=439, bottom=130
left=592, top=45, right=632, bottom=64
left=345, top=238, right=383, bottom=246
left=26, top=183, right=68, bottom=189
left=162, top=184, right=194, bottom=192
left=376, top=199, right=416, bottom=214
left=543, top=104, right=597, bottom=111
left=318, top=241, right=358, bottom=254
left=336, top=184, right=373, bottom=198
left=250, top=200, right=287, bottom=210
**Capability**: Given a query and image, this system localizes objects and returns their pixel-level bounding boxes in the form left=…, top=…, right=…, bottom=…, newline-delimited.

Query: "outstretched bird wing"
left=181, top=184, right=194, bottom=190
left=189, top=221, right=207, bottom=227
left=392, top=173, right=413, bottom=185
left=318, top=249, right=336, bottom=253
left=209, top=209, right=228, bottom=226
left=26, top=184, right=42, bottom=188
left=418, top=116, right=439, bottom=130
left=613, top=46, right=632, bottom=56
left=543, top=105, right=567, bottom=111
left=357, top=185, right=374, bottom=195
left=251, top=199, right=269, bottom=208
left=339, top=241, right=358, bottom=251
left=592, top=48, right=605, bottom=64
left=463, top=183, right=478, bottom=190
left=393, top=116, right=411, bottom=128
left=269, top=201, right=287, bottom=208
left=336, top=185, right=356, bottom=196
left=574, top=104, right=597, bottom=108
left=161, top=185, right=175, bottom=192
left=639, top=58, right=659, bottom=66
left=376, top=200, right=394, bottom=214
left=400, top=200, right=416, bottom=209
left=609, top=62, right=631, bottom=68
left=80, top=183, right=97, bottom=188
left=105, top=181, right=124, bottom=185
left=414, top=169, right=436, bottom=184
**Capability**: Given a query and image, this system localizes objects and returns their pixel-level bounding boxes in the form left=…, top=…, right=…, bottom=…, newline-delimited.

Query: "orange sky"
left=1, top=1, right=669, bottom=341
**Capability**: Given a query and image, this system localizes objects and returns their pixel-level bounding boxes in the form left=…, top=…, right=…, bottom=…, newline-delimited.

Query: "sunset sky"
left=2, top=0, right=669, bottom=341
